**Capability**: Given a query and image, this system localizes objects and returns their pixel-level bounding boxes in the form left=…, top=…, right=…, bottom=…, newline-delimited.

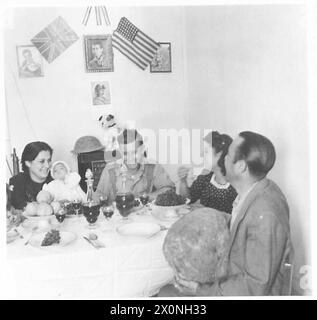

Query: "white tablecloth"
left=6, top=208, right=175, bottom=299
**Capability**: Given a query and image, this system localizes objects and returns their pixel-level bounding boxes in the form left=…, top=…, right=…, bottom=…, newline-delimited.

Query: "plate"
left=116, top=222, right=161, bottom=238
left=28, top=231, right=77, bottom=248
left=150, top=198, right=190, bottom=211
left=151, top=208, right=180, bottom=221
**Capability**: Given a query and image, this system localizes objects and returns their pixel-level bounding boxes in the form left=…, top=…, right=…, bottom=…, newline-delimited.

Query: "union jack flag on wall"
left=31, top=16, right=79, bottom=63
left=112, top=17, right=160, bottom=70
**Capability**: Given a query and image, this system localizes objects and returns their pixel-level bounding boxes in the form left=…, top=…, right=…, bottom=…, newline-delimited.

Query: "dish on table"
left=28, top=230, right=77, bottom=248
left=116, top=222, right=161, bottom=238
left=151, top=208, right=181, bottom=221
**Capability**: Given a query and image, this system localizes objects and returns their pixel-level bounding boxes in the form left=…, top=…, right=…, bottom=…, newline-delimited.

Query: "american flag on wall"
left=31, top=16, right=79, bottom=63
left=112, top=17, right=160, bottom=70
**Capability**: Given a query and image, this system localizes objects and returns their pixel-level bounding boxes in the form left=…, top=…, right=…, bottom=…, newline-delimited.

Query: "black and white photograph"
left=91, top=81, right=111, bottom=105
left=84, top=34, right=114, bottom=73
left=1, top=3, right=317, bottom=301
left=150, top=42, right=172, bottom=73
left=16, top=45, right=44, bottom=78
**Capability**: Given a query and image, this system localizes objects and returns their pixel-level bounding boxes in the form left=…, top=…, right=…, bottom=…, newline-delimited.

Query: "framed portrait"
left=84, top=35, right=114, bottom=73
left=91, top=81, right=111, bottom=106
left=150, top=42, right=172, bottom=73
left=16, top=45, right=44, bottom=78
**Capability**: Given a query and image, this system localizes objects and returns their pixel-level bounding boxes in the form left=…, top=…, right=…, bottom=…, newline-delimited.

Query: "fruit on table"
left=36, top=190, right=53, bottom=204
left=37, top=203, right=53, bottom=216
left=25, top=202, right=39, bottom=216
left=41, top=229, right=61, bottom=246
left=163, top=207, right=230, bottom=283
left=50, top=201, right=61, bottom=214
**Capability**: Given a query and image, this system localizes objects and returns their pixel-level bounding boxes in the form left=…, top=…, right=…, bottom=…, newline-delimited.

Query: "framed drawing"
left=84, top=35, right=114, bottom=72
left=16, top=45, right=44, bottom=78
left=91, top=81, right=111, bottom=105
left=150, top=42, right=172, bottom=73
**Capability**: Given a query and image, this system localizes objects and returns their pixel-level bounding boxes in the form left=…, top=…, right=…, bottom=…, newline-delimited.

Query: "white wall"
left=5, top=6, right=187, bottom=178
left=184, top=5, right=309, bottom=294
left=5, top=5, right=310, bottom=294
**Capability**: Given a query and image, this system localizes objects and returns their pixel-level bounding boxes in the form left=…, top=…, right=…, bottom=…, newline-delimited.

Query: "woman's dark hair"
left=234, top=131, right=276, bottom=179
left=204, top=131, right=233, bottom=175
left=21, top=141, right=53, bottom=173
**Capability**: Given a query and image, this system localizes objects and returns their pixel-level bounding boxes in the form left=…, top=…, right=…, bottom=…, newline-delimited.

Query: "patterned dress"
left=189, top=171, right=237, bottom=214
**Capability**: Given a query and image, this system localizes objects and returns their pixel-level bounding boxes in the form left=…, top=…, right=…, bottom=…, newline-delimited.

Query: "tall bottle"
left=12, top=148, right=20, bottom=176
left=85, top=169, right=94, bottom=203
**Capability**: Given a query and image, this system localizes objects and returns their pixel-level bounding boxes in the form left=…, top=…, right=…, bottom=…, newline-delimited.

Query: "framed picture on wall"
left=150, top=42, right=172, bottom=73
left=84, top=35, right=114, bottom=72
left=16, top=45, right=44, bottom=78
left=91, top=81, right=111, bottom=105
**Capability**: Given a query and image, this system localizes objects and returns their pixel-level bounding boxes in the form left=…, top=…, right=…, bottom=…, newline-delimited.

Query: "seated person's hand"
left=173, top=273, right=199, bottom=295
left=177, top=166, right=190, bottom=181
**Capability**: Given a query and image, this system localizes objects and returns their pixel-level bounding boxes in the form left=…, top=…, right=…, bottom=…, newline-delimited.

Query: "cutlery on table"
left=83, top=236, right=98, bottom=249
left=24, top=227, right=37, bottom=245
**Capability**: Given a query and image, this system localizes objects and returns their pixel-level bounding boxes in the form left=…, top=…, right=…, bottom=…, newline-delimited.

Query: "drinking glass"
left=83, top=201, right=101, bottom=229
left=102, top=204, right=114, bottom=220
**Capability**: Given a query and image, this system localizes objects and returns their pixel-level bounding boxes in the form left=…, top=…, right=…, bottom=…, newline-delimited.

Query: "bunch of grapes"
left=41, top=229, right=61, bottom=246
left=155, top=190, right=186, bottom=206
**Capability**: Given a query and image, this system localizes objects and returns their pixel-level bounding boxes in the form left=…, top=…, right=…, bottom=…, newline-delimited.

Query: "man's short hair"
left=234, top=131, right=276, bottom=179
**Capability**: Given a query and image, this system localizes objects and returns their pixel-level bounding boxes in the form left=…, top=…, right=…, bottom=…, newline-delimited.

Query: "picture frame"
left=91, top=81, right=111, bottom=106
left=84, top=35, right=114, bottom=73
left=16, top=45, right=44, bottom=78
left=150, top=42, right=172, bottom=73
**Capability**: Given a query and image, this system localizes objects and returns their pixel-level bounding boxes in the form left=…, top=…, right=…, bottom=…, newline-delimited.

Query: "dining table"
left=5, top=204, right=190, bottom=299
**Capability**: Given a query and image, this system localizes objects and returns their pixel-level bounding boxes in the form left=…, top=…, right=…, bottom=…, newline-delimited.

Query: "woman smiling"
left=9, top=141, right=53, bottom=209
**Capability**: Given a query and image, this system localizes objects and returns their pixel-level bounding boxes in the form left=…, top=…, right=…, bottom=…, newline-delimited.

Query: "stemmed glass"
left=82, top=201, right=101, bottom=229
left=73, top=200, right=82, bottom=216
left=140, top=193, right=150, bottom=206
left=55, top=208, right=66, bottom=228
left=115, top=193, right=135, bottom=221
left=101, top=204, right=114, bottom=220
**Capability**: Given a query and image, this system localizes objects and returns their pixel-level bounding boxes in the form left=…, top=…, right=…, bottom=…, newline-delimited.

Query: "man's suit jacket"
left=197, top=178, right=293, bottom=296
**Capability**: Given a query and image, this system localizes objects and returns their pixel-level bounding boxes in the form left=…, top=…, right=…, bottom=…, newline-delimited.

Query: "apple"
left=37, top=203, right=53, bottom=216
left=25, top=202, right=39, bottom=216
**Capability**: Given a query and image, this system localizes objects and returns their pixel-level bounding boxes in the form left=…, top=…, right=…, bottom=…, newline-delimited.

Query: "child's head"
left=51, top=161, right=70, bottom=181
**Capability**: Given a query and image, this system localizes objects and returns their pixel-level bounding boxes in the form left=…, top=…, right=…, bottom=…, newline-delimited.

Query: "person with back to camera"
left=9, top=141, right=53, bottom=210
left=178, top=131, right=237, bottom=214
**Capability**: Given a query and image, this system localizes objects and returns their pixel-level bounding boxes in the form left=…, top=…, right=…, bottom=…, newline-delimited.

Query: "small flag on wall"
left=31, top=16, right=79, bottom=63
left=112, top=17, right=160, bottom=70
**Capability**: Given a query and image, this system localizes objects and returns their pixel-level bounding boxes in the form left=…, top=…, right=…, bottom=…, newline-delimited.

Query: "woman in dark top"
left=9, top=141, right=53, bottom=209
left=178, top=131, right=237, bottom=214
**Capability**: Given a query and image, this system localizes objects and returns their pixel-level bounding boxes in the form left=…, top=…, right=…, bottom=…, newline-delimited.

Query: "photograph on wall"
left=16, top=45, right=44, bottom=78
left=31, top=16, right=79, bottom=63
left=150, top=42, right=172, bottom=73
left=84, top=35, right=114, bottom=72
left=91, top=81, right=111, bottom=105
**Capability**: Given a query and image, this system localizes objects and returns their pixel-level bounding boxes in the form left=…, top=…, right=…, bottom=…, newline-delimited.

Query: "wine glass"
left=73, top=200, right=82, bottom=216
left=102, top=204, right=114, bottom=220
left=55, top=208, right=66, bottom=228
left=140, top=193, right=150, bottom=206
left=115, top=193, right=135, bottom=221
left=83, top=201, right=101, bottom=229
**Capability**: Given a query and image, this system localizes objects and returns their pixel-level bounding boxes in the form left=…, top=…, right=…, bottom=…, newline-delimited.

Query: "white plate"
left=116, top=222, right=161, bottom=238
left=28, top=231, right=77, bottom=248
left=150, top=198, right=190, bottom=211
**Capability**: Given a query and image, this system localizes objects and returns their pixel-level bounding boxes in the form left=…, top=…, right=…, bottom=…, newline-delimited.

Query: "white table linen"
left=6, top=208, right=175, bottom=299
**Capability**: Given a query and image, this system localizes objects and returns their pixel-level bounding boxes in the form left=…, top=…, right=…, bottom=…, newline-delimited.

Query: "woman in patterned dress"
left=178, top=131, right=237, bottom=214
